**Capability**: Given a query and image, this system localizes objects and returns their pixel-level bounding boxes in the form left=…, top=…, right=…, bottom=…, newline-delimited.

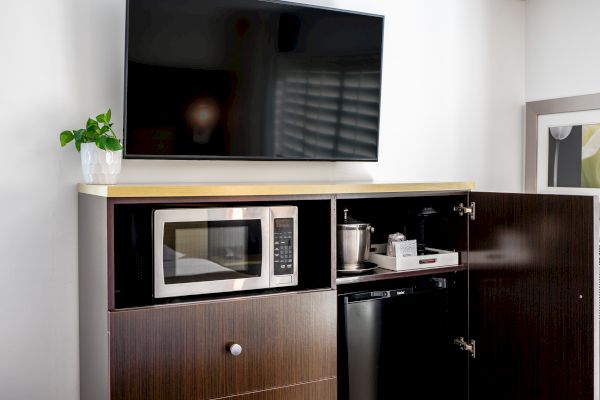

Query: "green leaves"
left=58, top=108, right=122, bottom=152
left=105, top=137, right=122, bottom=151
left=74, top=129, right=85, bottom=143
left=96, top=136, right=122, bottom=151
left=59, top=131, right=74, bottom=147
left=95, top=109, right=112, bottom=125
left=86, top=118, right=98, bottom=129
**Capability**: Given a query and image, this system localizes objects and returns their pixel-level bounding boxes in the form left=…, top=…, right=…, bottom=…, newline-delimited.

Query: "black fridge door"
left=340, top=277, right=466, bottom=400
left=469, top=192, right=597, bottom=400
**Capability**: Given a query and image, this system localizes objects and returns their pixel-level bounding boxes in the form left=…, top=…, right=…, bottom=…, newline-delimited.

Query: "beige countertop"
left=78, top=181, right=475, bottom=198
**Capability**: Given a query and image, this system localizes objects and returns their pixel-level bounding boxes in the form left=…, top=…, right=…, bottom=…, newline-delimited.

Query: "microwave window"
left=162, top=220, right=262, bottom=284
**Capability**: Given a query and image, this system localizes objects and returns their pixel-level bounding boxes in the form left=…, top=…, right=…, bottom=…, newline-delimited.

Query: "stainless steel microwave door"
left=153, top=208, right=270, bottom=298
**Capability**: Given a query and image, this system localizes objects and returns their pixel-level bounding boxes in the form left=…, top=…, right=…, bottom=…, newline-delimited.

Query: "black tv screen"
left=125, top=0, right=384, bottom=160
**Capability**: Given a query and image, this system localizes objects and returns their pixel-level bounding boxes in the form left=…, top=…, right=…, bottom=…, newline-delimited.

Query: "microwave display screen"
left=275, top=218, right=292, bottom=229
left=162, top=219, right=262, bottom=284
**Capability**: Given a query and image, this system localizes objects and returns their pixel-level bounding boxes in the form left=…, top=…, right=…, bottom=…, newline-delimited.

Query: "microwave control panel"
left=274, top=218, right=294, bottom=276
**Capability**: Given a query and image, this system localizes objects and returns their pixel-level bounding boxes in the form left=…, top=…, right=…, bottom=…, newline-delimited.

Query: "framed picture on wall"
left=525, top=93, right=600, bottom=194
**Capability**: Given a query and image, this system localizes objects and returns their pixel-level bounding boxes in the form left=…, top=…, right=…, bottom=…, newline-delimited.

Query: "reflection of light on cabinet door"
left=470, top=229, right=532, bottom=267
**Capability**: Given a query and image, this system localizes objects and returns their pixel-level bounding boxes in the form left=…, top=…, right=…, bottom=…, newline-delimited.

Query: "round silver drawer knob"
left=228, top=343, right=242, bottom=356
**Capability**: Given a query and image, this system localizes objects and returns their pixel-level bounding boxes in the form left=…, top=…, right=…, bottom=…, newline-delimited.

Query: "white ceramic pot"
left=80, top=142, right=122, bottom=184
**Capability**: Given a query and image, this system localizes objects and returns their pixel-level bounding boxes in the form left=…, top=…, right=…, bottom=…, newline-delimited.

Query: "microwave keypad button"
left=275, top=275, right=292, bottom=285
left=274, top=218, right=294, bottom=276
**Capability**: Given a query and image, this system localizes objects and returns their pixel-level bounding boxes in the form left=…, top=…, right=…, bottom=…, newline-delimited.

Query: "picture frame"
left=525, top=93, right=600, bottom=194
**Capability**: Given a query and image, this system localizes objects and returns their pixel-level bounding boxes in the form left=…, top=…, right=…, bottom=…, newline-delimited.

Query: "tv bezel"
left=123, top=0, right=385, bottom=162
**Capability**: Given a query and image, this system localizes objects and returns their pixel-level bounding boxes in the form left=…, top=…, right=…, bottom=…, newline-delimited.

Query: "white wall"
left=526, top=0, right=600, bottom=101
left=0, top=0, right=525, bottom=399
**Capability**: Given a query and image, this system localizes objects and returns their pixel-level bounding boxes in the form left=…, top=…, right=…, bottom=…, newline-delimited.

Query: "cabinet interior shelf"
left=336, top=264, right=466, bottom=285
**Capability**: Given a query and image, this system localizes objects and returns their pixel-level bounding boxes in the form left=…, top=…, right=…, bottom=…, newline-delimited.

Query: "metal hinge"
left=454, top=337, right=476, bottom=358
left=453, top=202, right=476, bottom=220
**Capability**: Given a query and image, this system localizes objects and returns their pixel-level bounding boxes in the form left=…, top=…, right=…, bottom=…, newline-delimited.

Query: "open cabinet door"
left=468, top=192, right=598, bottom=400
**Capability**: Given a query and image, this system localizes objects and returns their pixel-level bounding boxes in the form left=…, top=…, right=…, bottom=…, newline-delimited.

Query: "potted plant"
left=59, top=109, right=123, bottom=184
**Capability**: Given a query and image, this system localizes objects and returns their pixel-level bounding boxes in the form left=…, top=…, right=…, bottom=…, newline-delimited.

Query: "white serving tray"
left=368, top=243, right=459, bottom=272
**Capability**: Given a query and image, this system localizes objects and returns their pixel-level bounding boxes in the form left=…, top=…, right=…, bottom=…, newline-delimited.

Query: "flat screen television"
left=125, top=0, right=384, bottom=161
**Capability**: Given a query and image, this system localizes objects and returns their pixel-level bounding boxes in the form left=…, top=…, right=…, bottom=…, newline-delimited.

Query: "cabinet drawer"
left=109, top=290, right=337, bottom=400
left=223, top=378, right=336, bottom=400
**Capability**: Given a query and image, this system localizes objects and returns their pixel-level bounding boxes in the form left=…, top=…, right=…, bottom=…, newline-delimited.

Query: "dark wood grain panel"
left=469, top=192, right=596, bottom=400
left=109, top=194, right=332, bottom=206
left=109, top=290, right=337, bottom=400
left=219, top=378, right=336, bottom=400
left=335, top=190, right=471, bottom=200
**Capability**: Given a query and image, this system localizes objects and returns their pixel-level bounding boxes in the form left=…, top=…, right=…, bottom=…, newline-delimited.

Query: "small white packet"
left=393, top=240, right=418, bottom=257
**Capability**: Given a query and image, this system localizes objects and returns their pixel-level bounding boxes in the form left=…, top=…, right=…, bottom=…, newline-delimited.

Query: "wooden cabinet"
left=79, top=186, right=342, bottom=400
left=109, top=291, right=337, bottom=400
left=78, top=182, right=598, bottom=400
left=336, top=191, right=598, bottom=400
left=468, top=193, right=596, bottom=400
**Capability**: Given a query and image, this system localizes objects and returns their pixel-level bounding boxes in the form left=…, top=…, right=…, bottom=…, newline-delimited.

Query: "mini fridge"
left=339, top=277, right=461, bottom=400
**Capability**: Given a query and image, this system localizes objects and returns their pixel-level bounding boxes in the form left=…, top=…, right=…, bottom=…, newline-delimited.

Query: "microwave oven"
left=153, top=206, right=298, bottom=298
